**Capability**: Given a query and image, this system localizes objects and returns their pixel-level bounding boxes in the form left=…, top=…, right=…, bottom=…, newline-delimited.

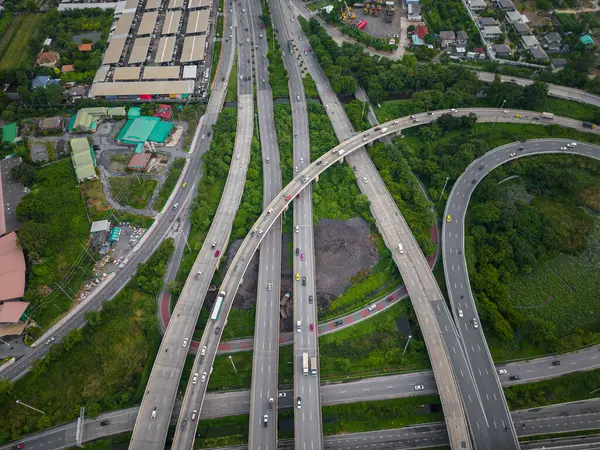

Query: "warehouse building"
left=181, top=35, right=206, bottom=62
left=70, top=137, right=97, bottom=182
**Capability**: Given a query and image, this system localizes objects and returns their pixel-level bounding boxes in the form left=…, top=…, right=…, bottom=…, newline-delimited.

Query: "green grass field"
left=0, top=14, right=41, bottom=70
left=225, top=53, right=237, bottom=102
left=153, top=158, right=185, bottom=211
left=0, top=14, right=22, bottom=60
left=109, top=176, right=158, bottom=210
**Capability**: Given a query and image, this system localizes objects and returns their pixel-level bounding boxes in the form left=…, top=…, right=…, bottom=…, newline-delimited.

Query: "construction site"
left=339, top=0, right=403, bottom=42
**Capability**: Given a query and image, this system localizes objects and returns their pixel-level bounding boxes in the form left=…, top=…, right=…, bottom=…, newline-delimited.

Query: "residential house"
left=482, top=26, right=502, bottom=39
left=456, top=31, right=468, bottom=45
left=39, top=116, right=63, bottom=131
left=521, top=35, right=540, bottom=49
left=62, top=64, right=74, bottom=73
left=474, top=47, right=486, bottom=58
left=505, top=10, right=527, bottom=23
left=491, top=43, right=512, bottom=57
left=529, top=47, right=548, bottom=61
left=78, top=43, right=93, bottom=52
left=512, top=22, right=530, bottom=35
left=467, top=0, right=486, bottom=11
left=476, top=17, right=499, bottom=28
left=412, top=24, right=428, bottom=46
left=551, top=58, right=567, bottom=69
left=494, top=0, right=515, bottom=11
left=66, top=85, right=89, bottom=100
left=35, top=51, right=59, bottom=68
left=31, top=75, right=61, bottom=89
left=439, top=31, right=456, bottom=47
left=408, top=2, right=422, bottom=21
left=540, top=32, right=562, bottom=53
left=580, top=34, right=594, bottom=47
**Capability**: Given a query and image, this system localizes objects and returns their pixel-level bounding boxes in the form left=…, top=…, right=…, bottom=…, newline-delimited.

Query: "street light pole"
left=16, top=400, right=45, bottom=415
left=493, top=99, right=506, bottom=129
left=228, top=355, right=237, bottom=374
left=438, top=176, right=449, bottom=201
left=402, top=335, right=412, bottom=355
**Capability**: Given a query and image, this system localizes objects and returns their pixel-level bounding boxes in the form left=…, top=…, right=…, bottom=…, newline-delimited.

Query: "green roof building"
left=116, top=116, right=174, bottom=146
left=70, top=137, right=96, bottom=181
left=71, top=107, right=128, bottom=133
left=580, top=34, right=594, bottom=46
left=1, top=123, right=17, bottom=143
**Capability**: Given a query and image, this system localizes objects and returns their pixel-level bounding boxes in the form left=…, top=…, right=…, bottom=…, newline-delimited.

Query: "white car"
left=570, top=142, right=577, bottom=147
left=503, top=110, right=510, bottom=114
left=151, top=407, right=157, bottom=419
left=326, top=105, right=330, bottom=110
left=46, top=337, right=55, bottom=345
left=173, top=203, right=179, bottom=209
left=201, top=372, right=207, bottom=382
left=450, top=108, right=457, bottom=113
left=295, top=225, right=299, bottom=233
left=458, top=309, right=463, bottom=318
left=363, top=176, right=368, bottom=183
left=510, top=152, right=516, bottom=157
left=414, top=385, right=425, bottom=390
left=201, top=346, right=207, bottom=355
left=560, top=146, right=567, bottom=150
left=267, top=282, right=272, bottom=291
left=201, top=134, right=206, bottom=140
left=192, top=373, right=198, bottom=384
left=278, top=392, right=287, bottom=397
left=472, top=318, right=479, bottom=329
left=498, top=369, right=507, bottom=374
left=296, top=95, right=300, bottom=100
left=182, top=338, right=189, bottom=347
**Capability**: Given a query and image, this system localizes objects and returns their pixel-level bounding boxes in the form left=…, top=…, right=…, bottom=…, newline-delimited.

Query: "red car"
left=214, top=250, right=220, bottom=257
left=285, top=194, right=292, bottom=201
left=260, top=23, right=264, bottom=29
left=296, top=193, right=300, bottom=199
left=13, top=445, right=24, bottom=450
left=310, top=323, right=314, bottom=331
left=387, top=296, right=394, bottom=302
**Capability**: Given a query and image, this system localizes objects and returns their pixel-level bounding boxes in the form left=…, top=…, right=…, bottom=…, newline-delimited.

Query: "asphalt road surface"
left=127, top=3, right=250, bottom=449
left=169, top=5, right=258, bottom=450
left=269, top=2, right=324, bottom=449
left=245, top=0, right=284, bottom=447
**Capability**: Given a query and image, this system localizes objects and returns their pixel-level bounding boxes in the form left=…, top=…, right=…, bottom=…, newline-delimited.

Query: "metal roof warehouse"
left=138, top=11, right=158, bottom=36
left=188, top=0, right=212, bottom=8
left=162, top=10, right=181, bottom=35
left=143, top=66, right=181, bottom=79
left=102, top=37, right=126, bottom=65
left=114, top=12, right=135, bottom=36
left=181, top=35, right=206, bottom=62
left=155, top=36, right=176, bottom=62
left=90, top=80, right=194, bottom=99
left=186, top=9, right=210, bottom=34
left=129, top=37, right=152, bottom=64
left=114, top=67, right=142, bottom=80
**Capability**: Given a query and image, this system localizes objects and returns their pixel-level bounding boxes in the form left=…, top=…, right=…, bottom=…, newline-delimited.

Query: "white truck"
left=310, top=356, right=317, bottom=376
left=541, top=112, right=554, bottom=120
left=302, top=352, right=309, bottom=375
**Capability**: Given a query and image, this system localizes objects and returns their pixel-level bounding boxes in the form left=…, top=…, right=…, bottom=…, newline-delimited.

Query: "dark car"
left=509, top=375, right=520, bottom=381
left=334, top=319, right=344, bottom=326
left=386, top=295, right=394, bottom=302
left=552, top=360, right=561, bottom=366
left=100, top=420, right=111, bottom=426
left=302, top=276, right=306, bottom=286
left=296, top=248, right=299, bottom=256
left=215, top=326, right=221, bottom=334
left=308, top=295, right=313, bottom=303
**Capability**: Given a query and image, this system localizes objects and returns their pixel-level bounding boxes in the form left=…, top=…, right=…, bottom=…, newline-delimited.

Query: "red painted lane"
left=359, top=309, right=369, bottom=318
left=161, top=292, right=171, bottom=328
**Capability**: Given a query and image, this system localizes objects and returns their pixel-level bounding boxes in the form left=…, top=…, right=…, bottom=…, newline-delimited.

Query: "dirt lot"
left=227, top=218, right=378, bottom=332
left=352, top=1, right=403, bottom=39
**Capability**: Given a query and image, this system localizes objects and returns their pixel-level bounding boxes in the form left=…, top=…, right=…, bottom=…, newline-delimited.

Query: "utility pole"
left=493, top=99, right=506, bottom=129
left=76, top=406, right=85, bottom=447
left=402, top=335, right=412, bottom=355
left=15, top=400, right=45, bottom=415
left=80, top=244, right=96, bottom=263
left=438, top=176, right=449, bottom=201
left=180, top=228, right=192, bottom=253
left=55, top=282, right=74, bottom=302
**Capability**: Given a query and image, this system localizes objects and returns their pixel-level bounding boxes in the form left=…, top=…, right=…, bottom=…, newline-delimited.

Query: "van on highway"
left=151, top=407, right=157, bottom=419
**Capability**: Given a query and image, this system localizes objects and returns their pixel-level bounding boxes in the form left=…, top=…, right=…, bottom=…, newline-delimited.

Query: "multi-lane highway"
left=163, top=106, right=598, bottom=449
left=284, top=13, right=474, bottom=448
left=245, top=0, right=283, bottom=446
left=268, top=1, right=324, bottom=448
left=167, top=4, right=258, bottom=449
left=7, top=394, right=600, bottom=450
left=127, top=2, right=256, bottom=449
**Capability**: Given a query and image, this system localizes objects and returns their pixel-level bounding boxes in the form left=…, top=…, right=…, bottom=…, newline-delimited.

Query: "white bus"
left=211, top=291, right=226, bottom=320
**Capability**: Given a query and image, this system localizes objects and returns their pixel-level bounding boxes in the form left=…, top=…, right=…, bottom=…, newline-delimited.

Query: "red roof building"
left=62, top=64, right=74, bottom=73
left=127, top=152, right=152, bottom=171
left=414, top=25, right=429, bottom=40
left=0, top=232, right=26, bottom=302
left=78, top=43, right=93, bottom=52
left=153, top=104, right=172, bottom=119
left=36, top=51, right=60, bottom=68
left=474, top=47, right=485, bottom=54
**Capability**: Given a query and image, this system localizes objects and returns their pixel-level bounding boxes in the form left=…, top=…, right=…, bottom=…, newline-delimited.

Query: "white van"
left=398, top=243, right=404, bottom=254
left=296, top=320, right=301, bottom=332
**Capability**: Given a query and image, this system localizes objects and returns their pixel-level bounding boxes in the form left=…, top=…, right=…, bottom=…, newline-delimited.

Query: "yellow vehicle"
left=514, top=114, right=522, bottom=119
left=296, top=273, right=300, bottom=281
left=446, top=215, right=452, bottom=223
left=182, top=182, right=188, bottom=189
